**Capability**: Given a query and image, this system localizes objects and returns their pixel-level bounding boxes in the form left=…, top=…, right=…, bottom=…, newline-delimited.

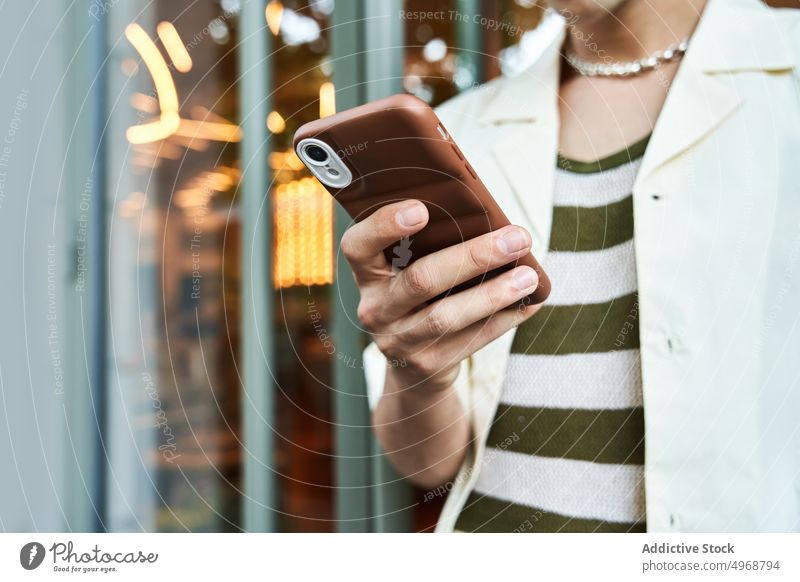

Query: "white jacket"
left=364, top=0, right=800, bottom=532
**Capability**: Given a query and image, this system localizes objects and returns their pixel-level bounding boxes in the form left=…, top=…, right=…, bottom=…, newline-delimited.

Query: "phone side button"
left=464, top=163, right=477, bottom=179
left=451, top=144, right=464, bottom=160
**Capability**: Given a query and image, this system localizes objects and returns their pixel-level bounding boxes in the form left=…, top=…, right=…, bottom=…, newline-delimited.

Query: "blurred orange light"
left=267, top=111, right=286, bottom=133
left=173, top=167, right=240, bottom=214
left=176, top=119, right=242, bottom=142
left=156, top=21, right=193, bottom=73
left=129, top=92, right=159, bottom=114
left=269, top=149, right=305, bottom=171
left=124, top=23, right=180, bottom=144
left=273, top=177, right=333, bottom=287
left=191, top=105, right=231, bottom=123
left=319, top=82, right=335, bottom=118
left=265, top=1, right=284, bottom=36
left=171, top=133, right=209, bottom=152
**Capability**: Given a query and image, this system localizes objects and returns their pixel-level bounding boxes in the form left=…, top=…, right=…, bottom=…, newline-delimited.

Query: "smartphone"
left=293, top=93, right=550, bottom=305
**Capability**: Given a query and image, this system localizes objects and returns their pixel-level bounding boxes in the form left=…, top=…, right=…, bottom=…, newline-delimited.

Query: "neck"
left=566, top=0, right=707, bottom=63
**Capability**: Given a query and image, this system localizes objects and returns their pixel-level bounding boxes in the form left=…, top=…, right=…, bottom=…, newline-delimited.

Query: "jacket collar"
left=479, top=0, right=793, bottom=126
left=687, top=0, right=794, bottom=74
left=481, top=19, right=564, bottom=253
left=636, top=0, right=794, bottom=184
left=478, top=12, right=564, bottom=126
left=478, top=0, right=794, bottom=239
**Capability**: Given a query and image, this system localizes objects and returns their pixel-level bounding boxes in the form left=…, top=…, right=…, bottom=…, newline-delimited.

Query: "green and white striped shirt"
left=455, top=135, right=651, bottom=533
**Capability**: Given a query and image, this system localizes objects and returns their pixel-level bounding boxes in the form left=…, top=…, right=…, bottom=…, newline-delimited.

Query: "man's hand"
left=346, top=199, right=542, bottom=488
left=343, top=199, right=541, bottom=391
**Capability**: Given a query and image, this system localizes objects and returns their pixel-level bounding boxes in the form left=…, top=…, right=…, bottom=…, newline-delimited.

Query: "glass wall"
left=106, top=0, right=244, bottom=532
left=267, top=0, right=337, bottom=533
left=104, top=0, right=339, bottom=533
left=403, top=0, right=545, bottom=105
left=100, top=0, right=549, bottom=533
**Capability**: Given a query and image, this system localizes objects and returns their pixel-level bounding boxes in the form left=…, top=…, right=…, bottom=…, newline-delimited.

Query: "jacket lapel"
left=481, top=22, right=564, bottom=255
left=636, top=67, right=742, bottom=186
left=637, top=0, right=794, bottom=186
left=490, top=123, right=559, bottom=255
left=478, top=0, right=795, bottom=244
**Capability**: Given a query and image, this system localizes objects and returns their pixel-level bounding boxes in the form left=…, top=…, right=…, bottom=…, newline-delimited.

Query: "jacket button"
left=669, top=512, right=682, bottom=529
left=666, top=335, right=684, bottom=353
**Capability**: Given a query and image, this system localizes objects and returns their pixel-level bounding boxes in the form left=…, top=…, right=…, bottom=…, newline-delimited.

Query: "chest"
left=557, top=65, right=679, bottom=162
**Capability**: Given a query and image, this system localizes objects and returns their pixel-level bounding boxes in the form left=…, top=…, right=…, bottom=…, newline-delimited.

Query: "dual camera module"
left=296, top=139, right=353, bottom=188
left=303, top=144, right=339, bottom=177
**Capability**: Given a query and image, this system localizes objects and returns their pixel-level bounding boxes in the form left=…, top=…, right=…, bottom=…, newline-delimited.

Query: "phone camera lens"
left=304, top=144, right=328, bottom=163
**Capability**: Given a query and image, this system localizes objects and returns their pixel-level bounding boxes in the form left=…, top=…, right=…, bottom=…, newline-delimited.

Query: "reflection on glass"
left=103, top=0, right=547, bottom=534
left=273, top=177, right=333, bottom=288
left=403, top=0, right=459, bottom=105
left=268, top=0, right=337, bottom=533
left=108, top=1, right=243, bottom=532
left=402, top=0, right=545, bottom=106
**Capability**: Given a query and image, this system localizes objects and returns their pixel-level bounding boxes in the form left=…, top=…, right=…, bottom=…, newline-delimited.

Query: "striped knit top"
left=455, top=135, right=650, bottom=533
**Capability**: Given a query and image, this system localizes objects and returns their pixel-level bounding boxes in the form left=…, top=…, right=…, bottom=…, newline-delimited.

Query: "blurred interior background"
left=0, top=0, right=793, bottom=533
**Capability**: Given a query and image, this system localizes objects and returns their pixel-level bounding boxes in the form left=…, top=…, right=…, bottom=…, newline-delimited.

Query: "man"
left=343, top=0, right=800, bottom=532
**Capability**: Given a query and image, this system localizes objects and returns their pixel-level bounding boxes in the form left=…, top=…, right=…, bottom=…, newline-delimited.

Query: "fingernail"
left=510, top=268, right=537, bottom=291
left=397, top=203, right=425, bottom=227
left=497, top=228, right=529, bottom=254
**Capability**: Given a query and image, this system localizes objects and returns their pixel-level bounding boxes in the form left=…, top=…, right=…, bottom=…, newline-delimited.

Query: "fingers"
left=434, top=304, right=540, bottom=372
left=382, top=225, right=533, bottom=321
left=393, top=266, right=539, bottom=344
left=340, top=200, right=429, bottom=284
left=376, top=302, right=541, bottom=384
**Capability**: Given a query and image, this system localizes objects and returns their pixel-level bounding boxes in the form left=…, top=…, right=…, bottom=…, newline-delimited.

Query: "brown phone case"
left=293, top=93, right=550, bottom=305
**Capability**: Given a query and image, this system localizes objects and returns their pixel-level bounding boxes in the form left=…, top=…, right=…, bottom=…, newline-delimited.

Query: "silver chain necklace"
left=565, top=37, right=690, bottom=77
